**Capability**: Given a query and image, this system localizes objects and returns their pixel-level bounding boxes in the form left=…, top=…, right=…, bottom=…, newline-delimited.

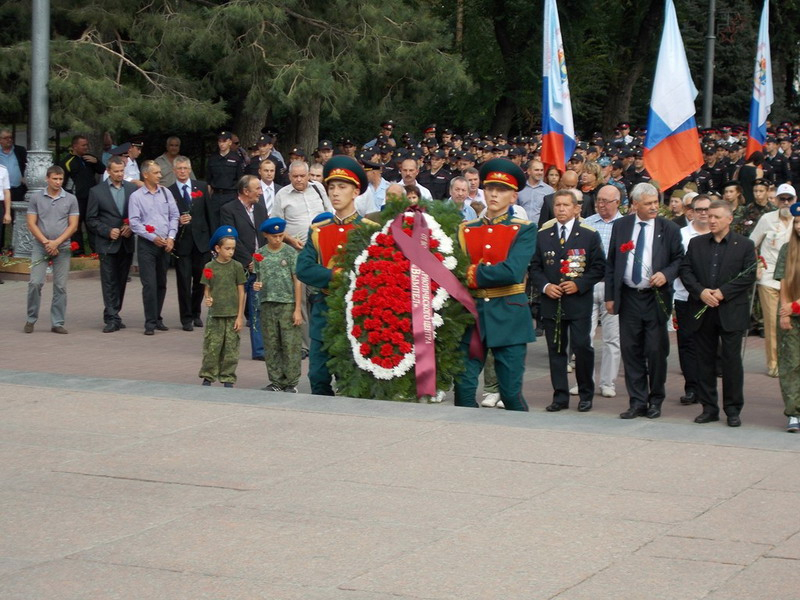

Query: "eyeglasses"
left=595, top=199, right=618, bottom=205
left=779, top=196, right=794, bottom=202
left=693, top=207, right=710, bottom=212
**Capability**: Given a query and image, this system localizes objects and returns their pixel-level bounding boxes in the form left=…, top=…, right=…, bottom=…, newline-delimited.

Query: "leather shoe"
left=646, top=406, right=661, bottom=419
left=155, top=322, right=169, bottom=331
left=118, top=322, right=127, bottom=329
left=546, top=402, right=568, bottom=412
left=144, top=329, right=155, bottom=336
left=23, top=322, right=34, bottom=333
left=193, top=317, right=203, bottom=327
left=620, top=407, right=647, bottom=419
left=182, top=323, right=194, bottom=331
left=103, top=323, right=119, bottom=333
left=727, top=415, right=742, bottom=427
left=680, top=392, right=697, bottom=405
left=51, top=326, right=68, bottom=334
left=694, top=412, right=719, bottom=424
left=577, top=399, right=592, bottom=412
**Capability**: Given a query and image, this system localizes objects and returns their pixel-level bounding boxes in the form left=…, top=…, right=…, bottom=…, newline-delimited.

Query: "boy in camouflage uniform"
left=253, top=217, right=304, bottom=392
left=199, top=226, right=247, bottom=387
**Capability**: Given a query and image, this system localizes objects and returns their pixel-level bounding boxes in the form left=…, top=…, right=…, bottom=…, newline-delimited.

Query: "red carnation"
left=360, top=343, right=371, bottom=356
left=434, top=252, right=444, bottom=262
left=368, top=246, right=382, bottom=257
left=381, top=358, right=396, bottom=369
left=70, top=241, right=80, bottom=252
left=368, top=331, right=381, bottom=344
left=758, top=255, right=767, bottom=269
left=122, top=218, right=130, bottom=225
left=203, top=268, right=213, bottom=280
left=380, top=343, right=395, bottom=357
left=560, top=263, right=570, bottom=274
left=145, top=224, right=156, bottom=233
left=620, top=240, right=634, bottom=253
left=350, top=325, right=362, bottom=338
left=371, top=356, right=382, bottom=365
left=253, top=253, right=264, bottom=262
left=429, top=238, right=440, bottom=249
left=398, top=341, right=412, bottom=354
left=190, top=190, right=203, bottom=199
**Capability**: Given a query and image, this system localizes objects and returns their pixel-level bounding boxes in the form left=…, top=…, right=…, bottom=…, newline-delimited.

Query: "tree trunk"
left=295, top=96, right=321, bottom=157
left=601, top=0, right=663, bottom=136
left=490, top=95, right=516, bottom=136
left=234, top=110, right=269, bottom=149
left=455, top=0, right=464, bottom=55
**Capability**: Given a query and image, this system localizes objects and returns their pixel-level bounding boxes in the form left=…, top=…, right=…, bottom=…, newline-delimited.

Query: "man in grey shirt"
left=271, top=161, right=332, bottom=248
left=516, top=159, right=553, bottom=223
left=25, top=165, right=80, bottom=334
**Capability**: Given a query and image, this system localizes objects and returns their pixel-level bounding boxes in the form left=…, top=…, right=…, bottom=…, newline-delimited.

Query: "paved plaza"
left=1, top=272, right=798, bottom=598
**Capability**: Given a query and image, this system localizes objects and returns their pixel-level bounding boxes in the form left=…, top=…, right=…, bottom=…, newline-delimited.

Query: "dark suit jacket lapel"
left=102, top=184, right=123, bottom=218
left=652, top=218, right=663, bottom=269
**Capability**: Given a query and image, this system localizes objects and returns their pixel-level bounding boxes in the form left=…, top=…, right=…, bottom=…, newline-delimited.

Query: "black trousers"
left=674, top=300, right=698, bottom=395
left=175, top=248, right=210, bottom=325
left=694, top=308, right=745, bottom=417
left=99, top=250, right=133, bottom=325
left=543, top=315, right=594, bottom=406
left=208, top=191, right=236, bottom=233
left=619, top=287, right=670, bottom=409
left=72, top=195, right=95, bottom=254
left=138, top=239, right=168, bottom=330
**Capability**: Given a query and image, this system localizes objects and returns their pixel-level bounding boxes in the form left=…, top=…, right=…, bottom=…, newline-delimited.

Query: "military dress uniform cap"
left=702, top=145, right=715, bottom=155
left=318, top=139, right=334, bottom=151
left=130, top=139, right=144, bottom=148
left=617, top=122, right=631, bottom=129
left=289, top=147, right=306, bottom=157
left=424, top=138, right=439, bottom=148
left=259, top=217, right=287, bottom=234
left=323, top=155, right=368, bottom=194
left=378, top=143, right=393, bottom=154
left=509, top=147, right=526, bottom=156
left=209, top=225, right=239, bottom=250
left=218, top=131, right=233, bottom=140
left=257, top=135, right=274, bottom=145
left=424, top=124, right=437, bottom=134
left=461, top=152, right=476, bottom=162
left=569, top=153, right=585, bottom=162
left=430, top=149, right=446, bottom=159
left=766, top=136, right=777, bottom=144
left=632, top=149, right=643, bottom=158
left=359, top=149, right=383, bottom=170
left=109, top=142, right=131, bottom=156
left=479, top=158, right=526, bottom=191
left=381, top=120, right=395, bottom=130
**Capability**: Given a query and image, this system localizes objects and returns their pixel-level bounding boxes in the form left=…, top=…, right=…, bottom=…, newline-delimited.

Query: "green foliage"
left=323, top=197, right=474, bottom=401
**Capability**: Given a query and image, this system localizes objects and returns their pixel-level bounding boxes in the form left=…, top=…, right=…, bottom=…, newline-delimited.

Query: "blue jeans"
left=245, top=273, right=264, bottom=359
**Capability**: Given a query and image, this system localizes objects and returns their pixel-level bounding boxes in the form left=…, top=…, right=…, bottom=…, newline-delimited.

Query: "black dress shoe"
left=727, top=415, right=742, bottom=427
left=577, top=399, right=592, bottom=412
left=694, top=412, right=720, bottom=424
left=118, top=322, right=126, bottom=329
left=680, top=392, right=697, bottom=405
left=182, top=324, right=194, bottom=331
left=546, top=402, right=568, bottom=412
left=155, top=322, right=169, bottom=331
left=620, top=407, right=647, bottom=419
left=103, top=323, right=118, bottom=333
left=646, top=406, right=661, bottom=419
left=144, top=329, right=155, bottom=336
left=193, top=317, right=203, bottom=327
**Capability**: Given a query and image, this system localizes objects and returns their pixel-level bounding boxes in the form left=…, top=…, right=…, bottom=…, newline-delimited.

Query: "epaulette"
left=310, top=218, right=334, bottom=231
left=579, top=221, right=598, bottom=232
left=361, top=218, right=380, bottom=227
left=509, top=217, right=531, bottom=225
left=460, top=218, right=483, bottom=228
left=539, top=219, right=557, bottom=231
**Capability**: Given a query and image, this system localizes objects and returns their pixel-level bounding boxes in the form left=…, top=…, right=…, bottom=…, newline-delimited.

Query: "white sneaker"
left=788, top=416, right=800, bottom=433
left=496, top=399, right=505, bottom=409
left=481, top=392, right=500, bottom=407
left=434, top=389, right=446, bottom=403
left=569, top=385, right=579, bottom=395
left=600, top=386, right=616, bottom=398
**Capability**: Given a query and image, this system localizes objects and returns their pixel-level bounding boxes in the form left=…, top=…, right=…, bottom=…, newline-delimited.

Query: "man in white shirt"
left=356, top=150, right=390, bottom=215
left=464, top=167, right=486, bottom=214
left=516, top=159, right=554, bottom=223
left=257, top=158, right=281, bottom=215
left=750, top=183, right=795, bottom=377
left=673, top=194, right=711, bottom=404
left=399, top=157, right=433, bottom=202
left=271, top=161, right=332, bottom=249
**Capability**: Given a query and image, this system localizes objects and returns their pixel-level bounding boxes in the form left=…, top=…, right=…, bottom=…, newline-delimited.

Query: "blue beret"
left=209, top=225, right=238, bottom=250
left=312, top=212, right=334, bottom=224
left=791, top=202, right=800, bottom=217
left=259, top=217, right=287, bottom=234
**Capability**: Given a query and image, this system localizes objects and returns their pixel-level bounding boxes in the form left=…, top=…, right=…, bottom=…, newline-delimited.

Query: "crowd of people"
left=3, top=118, right=799, bottom=432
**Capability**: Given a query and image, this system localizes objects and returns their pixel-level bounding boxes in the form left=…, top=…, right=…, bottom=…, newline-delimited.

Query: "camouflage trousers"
left=199, top=315, right=240, bottom=384
left=260, top=302, right=302, bottom=388
left=778, top=314, right=800, bottom=416
left=483, top=350, right=498, bottom=393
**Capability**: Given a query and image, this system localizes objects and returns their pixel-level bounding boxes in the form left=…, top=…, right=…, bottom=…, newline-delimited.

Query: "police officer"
left=417, top=149, right=452, bottom=200
left=453, top=158, right=537, bottom=411
left=206, top=131, right=244, bottom=231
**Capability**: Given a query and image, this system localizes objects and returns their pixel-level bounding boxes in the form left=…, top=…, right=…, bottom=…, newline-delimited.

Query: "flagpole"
left=702, top=0, right=716, bottom=128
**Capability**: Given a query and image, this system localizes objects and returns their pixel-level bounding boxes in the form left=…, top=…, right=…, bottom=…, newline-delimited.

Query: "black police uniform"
left=206, top=151, right=244, bottom=231
left=764, top=152, right=789, bottom=185
left=417, top=166, right=453, bottom=200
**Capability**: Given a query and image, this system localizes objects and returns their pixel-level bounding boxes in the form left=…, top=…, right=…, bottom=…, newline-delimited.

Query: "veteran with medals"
left=530, top=190, right=605, bottom=412
left=453, top=158, right=537, bottom=411
left=297, top=156, right=375, bottom=396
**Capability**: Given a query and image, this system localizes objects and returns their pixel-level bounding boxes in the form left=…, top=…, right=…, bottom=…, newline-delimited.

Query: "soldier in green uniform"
left=253, top=217, right=304, bottom=393
left=775, top=207, right=800, bottom=432
left=296, top=155, right=373, bottom=395
left=199, top=226, right=247, bottom=387
left=454, top=158, right=537, bottom=411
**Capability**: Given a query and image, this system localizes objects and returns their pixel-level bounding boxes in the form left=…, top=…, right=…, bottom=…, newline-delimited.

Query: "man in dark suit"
left=0, top=129, right=27, bottom=252
left=168, top=156, right=211, bottom=331
left=679, top=199, right=757, bottom=427
left=257, top=157, right=282, bottom=215
left=86, top=156, right=137, bottom=332
left=220, top=174, right=268, bottom=360
left=605, top=182, right=684, bottom=419
left=530, top=190, right=605, bottom=412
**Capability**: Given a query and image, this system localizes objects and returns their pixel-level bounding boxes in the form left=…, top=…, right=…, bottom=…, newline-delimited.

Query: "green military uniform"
left=774, top=244, right=800, bottom=416
left=199, top=257, right=247, bottom=383
left=255, top=242, right=302, bottom=389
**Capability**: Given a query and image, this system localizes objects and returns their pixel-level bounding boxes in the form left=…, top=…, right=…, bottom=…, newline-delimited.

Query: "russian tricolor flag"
left=541, top=0, right=575, bottom=173
left=746, top=0, right=773, bottom=159
left=643, top=0, right=703, bottom=191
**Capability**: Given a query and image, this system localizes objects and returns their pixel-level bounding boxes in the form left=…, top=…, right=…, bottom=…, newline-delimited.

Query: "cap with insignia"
left=259, top=217, right=287, bottom=234
left=209, top=225, right=238, bottom=250
left=109, top=142, right=132, bottom=156
left=341, top=138, right=355, bottom=147
left=424, top=138, right=439, bottom=148
left=424, top=124, right=437, bottom=134
left=358, top=149, right=383, bottom=170
left=323, top=155, right=368, bottom=193
left=317, top=139, right=333, bottom=151
left=218, top=131, right=233, bottom=140
left=289, top=146, right=306, bottom=157
left=257, top=134, right=274, bottom=145
left=479, top=158, right=526, bottom=191
left=381, top=120, right=395, bottom=130
left=430, top=149, right=446, bottom=159
left=312, top=212, right=334, bottom=224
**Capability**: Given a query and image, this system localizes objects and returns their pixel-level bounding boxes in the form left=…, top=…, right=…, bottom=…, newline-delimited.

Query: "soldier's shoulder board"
left=579, top=222, right=598, bottom=233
